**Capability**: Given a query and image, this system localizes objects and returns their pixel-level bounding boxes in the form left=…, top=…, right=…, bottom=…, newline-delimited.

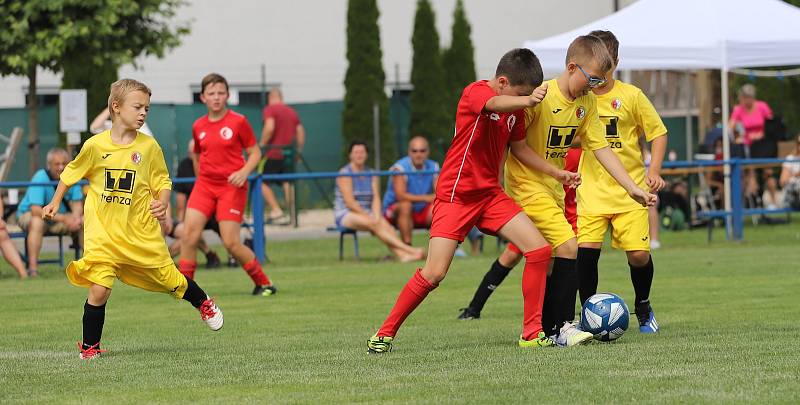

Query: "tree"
left=343, top=0, right=394, bottom=169
left=442, top=0, right=476, bottom=122
left=410, top=0, right=450, bottom=161
left=0, top=0, right=189, bottom=175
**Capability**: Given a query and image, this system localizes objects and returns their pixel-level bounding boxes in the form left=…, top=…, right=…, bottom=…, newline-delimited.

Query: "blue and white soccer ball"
left=579, top=293, right=630, bottom=342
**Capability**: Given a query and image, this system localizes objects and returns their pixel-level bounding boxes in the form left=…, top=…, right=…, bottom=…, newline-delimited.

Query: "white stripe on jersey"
left=449, top=114, right=481, bottom=202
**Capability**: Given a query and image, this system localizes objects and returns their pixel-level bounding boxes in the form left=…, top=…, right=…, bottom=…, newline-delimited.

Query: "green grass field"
left=2, top=222, right=799, bottom=403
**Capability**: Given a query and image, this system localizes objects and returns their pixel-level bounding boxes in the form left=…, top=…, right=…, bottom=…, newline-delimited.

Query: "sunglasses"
left=576, top=64, right=606, bottom=88
left=410, top=148, right=428, bottom=153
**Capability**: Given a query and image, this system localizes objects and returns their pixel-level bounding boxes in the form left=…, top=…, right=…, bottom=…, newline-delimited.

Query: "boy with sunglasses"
left=575, top=30, right=667, bottom=333
left=457, top=35, right=656, bottom=347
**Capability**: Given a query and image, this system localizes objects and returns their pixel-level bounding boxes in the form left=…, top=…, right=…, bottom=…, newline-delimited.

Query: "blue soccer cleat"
left=635, top=303, right=659, bottom=334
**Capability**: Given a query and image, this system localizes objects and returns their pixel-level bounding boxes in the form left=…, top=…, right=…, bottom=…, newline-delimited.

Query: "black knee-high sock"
left=82, top=301, right=106, bottom=349
left=541, top=273, right=558, bottom=336
left=577, top=247, right=602, bottom=307
left=553, top=257, right=578, bottom=324
left=467, top=259, right=513, bottom=313
left=629, top=256, right=654, bottom=307
left=182, top=276, right=208, bottom=308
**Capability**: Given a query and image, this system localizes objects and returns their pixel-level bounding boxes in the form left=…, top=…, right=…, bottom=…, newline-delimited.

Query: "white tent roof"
left=524, top=0, right=800, bottom=72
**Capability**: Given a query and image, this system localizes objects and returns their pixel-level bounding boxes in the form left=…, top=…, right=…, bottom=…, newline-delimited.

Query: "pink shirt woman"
left=729, top=84, right=773, bottom=146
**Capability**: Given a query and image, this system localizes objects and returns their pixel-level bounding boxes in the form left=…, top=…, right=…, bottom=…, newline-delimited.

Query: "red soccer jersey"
left=436, top=80, right=525, bottom=203
left=262, top=104, right=301, bottom=160
left=192, top=109, right=257, bottom=182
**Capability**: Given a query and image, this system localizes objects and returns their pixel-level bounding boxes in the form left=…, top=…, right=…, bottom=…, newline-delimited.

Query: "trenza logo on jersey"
left=220, top=126, right=233, bottom=140
left=545, top=126, right=577, bottom=159
left=101, top=169, right=136, bottom=206
left=600, top=116, right=622, bottom=149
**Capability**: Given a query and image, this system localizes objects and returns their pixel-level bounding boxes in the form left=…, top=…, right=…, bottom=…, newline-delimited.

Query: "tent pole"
left=721, top=66, right=732, bottom=239
left=685, top=71, right=693, bottom=161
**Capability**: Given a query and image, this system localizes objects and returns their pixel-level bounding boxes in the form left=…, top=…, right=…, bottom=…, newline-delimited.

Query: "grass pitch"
left=1, top=222, right=799, bottom=403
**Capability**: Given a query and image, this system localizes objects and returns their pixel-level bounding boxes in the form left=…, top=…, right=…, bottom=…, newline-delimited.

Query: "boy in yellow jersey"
left=458, top=35, right=656, bottom=346
left=43, top=79, right=223, bottom=360
left=577, top=30, right=667, bottom=333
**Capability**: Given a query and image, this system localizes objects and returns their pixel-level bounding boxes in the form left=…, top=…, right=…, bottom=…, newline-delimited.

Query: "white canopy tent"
left=522, top=0, right=800, bottom=237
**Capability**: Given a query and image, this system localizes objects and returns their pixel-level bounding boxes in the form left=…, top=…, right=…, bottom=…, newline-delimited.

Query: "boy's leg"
left=179, top=208, right=210, bottom=279
left=459, top=247, right=521, bottom=320
left=373, top=237, right=456, bottom=338
left=495, top=212, right=552, bottom=342
left=611, top=210, right=658, bottom=333
left=218, top=220, right=274, bottom=295
left=81, top=283, right=112, bottom=357
left=576, top=213, right=610, bottom=307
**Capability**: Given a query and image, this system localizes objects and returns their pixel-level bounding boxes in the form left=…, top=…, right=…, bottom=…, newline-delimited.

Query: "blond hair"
left=565, top=35, right=613, bottom=73
left=108, top=79, right=152, bottom=119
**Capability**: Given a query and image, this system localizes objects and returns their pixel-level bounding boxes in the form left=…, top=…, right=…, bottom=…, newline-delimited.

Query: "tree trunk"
left=27, top=65, right=39, bottom=177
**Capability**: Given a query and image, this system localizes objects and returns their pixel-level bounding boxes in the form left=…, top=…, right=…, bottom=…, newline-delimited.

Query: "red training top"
left=262, top=104, right=301, bottom=160
left=192, top=109, right=257, bottom=182
left=436, top=80, right=525, bottom=203
left=563, top=147, right=582, bottom=234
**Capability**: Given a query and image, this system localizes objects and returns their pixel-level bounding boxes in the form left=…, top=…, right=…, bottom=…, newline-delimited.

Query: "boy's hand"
left=555, top=170, right=581, bottom=189
left=42, top=203, right=58, bottom=220
left=646, top=172, right=666, bottom=192
left=228, top=169, right=248, bottom=187
left=150, top=200, right=168, bottom=221
left=529, top=82, right=548, bottom=106
left=629, top=187, right=658, bottom=207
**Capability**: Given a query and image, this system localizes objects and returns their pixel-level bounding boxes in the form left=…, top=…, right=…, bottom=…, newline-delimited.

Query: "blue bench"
left=327, top=226, right=359, bottom=260
left=697, top=207, right=793, bottom=241
left=9, top=231, right=81, bottom=267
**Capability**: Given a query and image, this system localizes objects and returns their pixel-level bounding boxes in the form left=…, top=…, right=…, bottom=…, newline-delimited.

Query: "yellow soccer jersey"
left=60, top=131, right=174, bottom=268
left=578, top=80, right=667, bottom=214
left=505, top=78, right=608, bottom=202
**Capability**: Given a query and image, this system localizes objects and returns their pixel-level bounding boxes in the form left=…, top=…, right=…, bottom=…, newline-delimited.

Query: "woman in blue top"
left=334, top=141, right=424, bottom=262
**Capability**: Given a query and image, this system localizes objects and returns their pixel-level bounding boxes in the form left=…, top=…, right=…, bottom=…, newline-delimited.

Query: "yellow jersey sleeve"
left=148, top=145, right=173, bottom=196
left=60, top=139, right=96, bottom=186
left=580, top=95, right=609, bottom=151
left=635, top=90, right=668, bottom=142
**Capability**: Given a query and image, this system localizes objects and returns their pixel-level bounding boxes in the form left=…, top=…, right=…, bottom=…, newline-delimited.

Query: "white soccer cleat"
left=556, top=321, right=593, bottom=347
left=198, top=297, right=224, bottom=331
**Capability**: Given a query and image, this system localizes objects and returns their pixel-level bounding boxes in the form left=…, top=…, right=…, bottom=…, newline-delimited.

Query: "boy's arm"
left=42, top=182, right=71, bottom=220
left=646, top=135, right=668, bottom=192
left=229, top=144, right=262, bottom=187
left=485, top=83, right=547, bottom=113
left=150, top=189, right=171, bottom=222
left=509, top=140, right=581, bottom=188
left=592, top=147, right=656, bottom=206
left=260, top=117, right=275, bottom=147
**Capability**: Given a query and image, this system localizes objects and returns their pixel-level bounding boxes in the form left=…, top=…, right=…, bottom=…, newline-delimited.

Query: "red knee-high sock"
left=178, top=259, right=197, bottom=280
left=508, top=243, right=522, bottom=255
left=376, top=269, right=437, bottom=338
left=521, top=245, right=552, bottom=340
left=243, top=258, right=271, bottom=286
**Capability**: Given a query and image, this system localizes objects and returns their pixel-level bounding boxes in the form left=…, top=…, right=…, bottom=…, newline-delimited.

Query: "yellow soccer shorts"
left=519, top=193, right=575, bottom=250
left=66, top=259, right=188, bottom=299
left=577, top=209, right=650, bottom=251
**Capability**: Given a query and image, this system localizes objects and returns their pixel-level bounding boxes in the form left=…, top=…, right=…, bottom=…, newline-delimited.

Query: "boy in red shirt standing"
left=367, top=49, right=580, bottom=353
left=178, top=73, right=276, bottom=296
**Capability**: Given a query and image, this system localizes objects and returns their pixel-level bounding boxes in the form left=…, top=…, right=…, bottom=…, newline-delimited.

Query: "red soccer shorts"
left=384, top=202, right=433, bottom=228
left=186, top=177, right=248, bottom=222
left=429, top=190, right=522, bottom=242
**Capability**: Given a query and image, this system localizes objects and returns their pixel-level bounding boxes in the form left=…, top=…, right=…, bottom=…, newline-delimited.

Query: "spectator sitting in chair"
left=334, top=141, right=424, bottom=262
left=382, top=136, right=439, bottom=246
left=16, top=147, right=83, bottom=276
left=780, top=135, right=800, bottom=210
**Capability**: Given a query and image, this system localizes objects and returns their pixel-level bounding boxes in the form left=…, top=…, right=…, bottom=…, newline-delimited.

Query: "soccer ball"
left=579, top=293, right=630, bottom=342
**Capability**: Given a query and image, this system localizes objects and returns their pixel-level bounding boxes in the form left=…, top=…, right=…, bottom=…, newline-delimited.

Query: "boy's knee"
left=499, top=248, right=523, bottom=268
left=627, top=250, right=651, bottom=267
left=555, top=238, right=577, bottom=259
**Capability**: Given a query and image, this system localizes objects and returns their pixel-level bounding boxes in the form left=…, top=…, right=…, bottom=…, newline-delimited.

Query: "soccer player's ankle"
left=182, top=277, right=208, bottom=308
left=178, top=259, right=197, bottom=279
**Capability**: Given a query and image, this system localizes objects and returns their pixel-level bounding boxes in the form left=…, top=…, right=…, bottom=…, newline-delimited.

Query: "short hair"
left=201, top=73, right=229, bottom=93
left=107, top=79, right=151, bottom=118
left=739, top=84, right=756, bottom=98
left=588, top=30, right=619, bottom=64
left=46, top=147, right=69, bottom=165
left=409, top=135, right=429, bottom=145
left=565, top=35, right=613, bottom=73
left=348, top=140, right=368, bottom=154
left=495, top=48, right=544, bottom=87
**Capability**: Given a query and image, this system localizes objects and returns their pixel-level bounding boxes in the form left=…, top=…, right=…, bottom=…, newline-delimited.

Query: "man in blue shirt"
left=382, top=136, right=439, bottom=245
left=17, top=148, right=83, bottom=276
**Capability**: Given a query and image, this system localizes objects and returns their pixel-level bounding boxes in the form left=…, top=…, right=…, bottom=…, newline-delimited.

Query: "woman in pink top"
left=729, top=84, right=773, bottom=156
